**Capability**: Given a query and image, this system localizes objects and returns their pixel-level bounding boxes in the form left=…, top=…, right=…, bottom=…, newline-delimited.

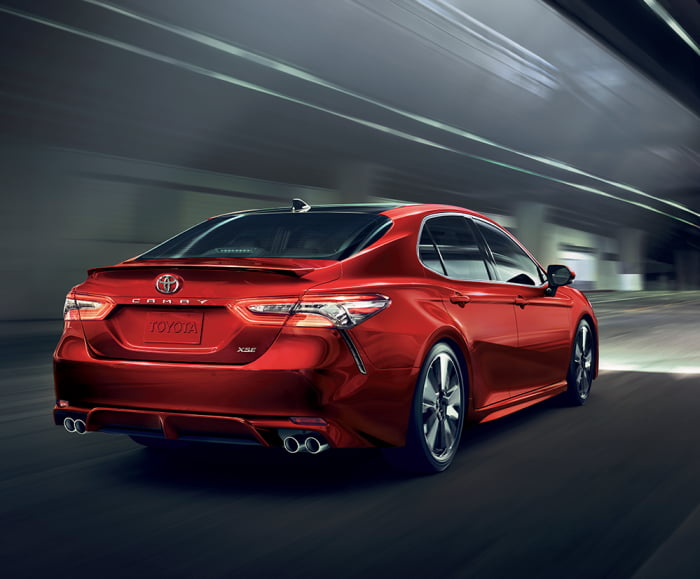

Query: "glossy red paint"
left=53, top=203, right=598, bottom=469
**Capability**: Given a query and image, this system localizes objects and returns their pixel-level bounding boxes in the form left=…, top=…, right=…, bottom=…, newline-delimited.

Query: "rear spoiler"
left=87, top=263, right=317, bottom=278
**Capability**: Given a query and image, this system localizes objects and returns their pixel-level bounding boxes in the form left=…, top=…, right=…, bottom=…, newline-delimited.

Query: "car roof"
left=214, top=202, right=493, bottom=222
left=226, top=203, right=406, bottom=215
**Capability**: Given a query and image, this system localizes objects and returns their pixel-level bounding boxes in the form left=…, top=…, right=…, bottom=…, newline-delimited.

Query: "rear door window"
left=419, top=215, right=491, bottom=281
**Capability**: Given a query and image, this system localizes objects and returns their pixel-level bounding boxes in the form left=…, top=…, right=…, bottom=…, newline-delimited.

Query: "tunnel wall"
left=498, top=212, right=617, bottom=291
left=0, top=144, right=333, bottom=320
left=1, top=144, right=645, bottom=321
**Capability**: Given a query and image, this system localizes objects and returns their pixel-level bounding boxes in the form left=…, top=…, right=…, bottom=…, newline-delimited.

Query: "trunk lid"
left=74, top=258, right=340, bottom=364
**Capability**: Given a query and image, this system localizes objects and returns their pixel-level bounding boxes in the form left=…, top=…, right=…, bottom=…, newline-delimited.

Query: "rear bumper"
left=53, top=333, right=419, bottom=448
left=54, top=406, right=353, bottom=448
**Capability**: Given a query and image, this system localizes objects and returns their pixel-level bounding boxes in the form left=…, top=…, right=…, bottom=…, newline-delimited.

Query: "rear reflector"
left=290, top=417, right=328, bottom=426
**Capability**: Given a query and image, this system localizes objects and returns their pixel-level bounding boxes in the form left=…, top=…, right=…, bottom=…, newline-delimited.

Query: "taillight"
left=231, top=294, right=390, bottom=329
left=289, top=295, right=391, bottom=328
left=232, top=298, right=297, bottom=325
left=63, top=294, right=116, bottom=321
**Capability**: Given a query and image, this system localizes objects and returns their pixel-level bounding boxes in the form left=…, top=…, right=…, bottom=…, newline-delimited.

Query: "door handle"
left=449, top=292, right=471, bottom=307
left=515, top=296, right=528, bottom=308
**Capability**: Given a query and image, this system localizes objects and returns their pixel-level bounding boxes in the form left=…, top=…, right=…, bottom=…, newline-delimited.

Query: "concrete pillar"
left=596, top=235, right=619, bottom=291
left=514, top=202, right=554, bottom=266
left=617, top=228, right=645, bottom=290
left=675, top=249, right=700, bottom=290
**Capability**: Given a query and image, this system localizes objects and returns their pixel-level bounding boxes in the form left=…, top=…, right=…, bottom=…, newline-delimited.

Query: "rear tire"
left=383, top=343, right=465, bottom=474
left=564, top=319, right=595, bottom=406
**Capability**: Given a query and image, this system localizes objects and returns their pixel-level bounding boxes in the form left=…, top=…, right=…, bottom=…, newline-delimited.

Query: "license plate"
left=144, top=312, right=203, bottom=344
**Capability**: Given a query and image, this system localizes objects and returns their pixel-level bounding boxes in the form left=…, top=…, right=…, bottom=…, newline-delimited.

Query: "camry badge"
left=155, top=274, right=181, bottom=294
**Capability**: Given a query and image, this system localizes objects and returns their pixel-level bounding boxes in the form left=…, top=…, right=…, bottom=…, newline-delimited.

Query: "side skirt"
left=472, top=381, right=567, bottom=424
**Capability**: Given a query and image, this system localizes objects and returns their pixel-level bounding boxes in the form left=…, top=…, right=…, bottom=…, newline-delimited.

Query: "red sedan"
left=54, top=201, right=598, bottom=473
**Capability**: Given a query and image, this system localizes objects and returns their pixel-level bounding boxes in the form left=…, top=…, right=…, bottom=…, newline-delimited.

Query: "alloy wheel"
left=573, top=323, right=593, bottom=400
left=421, top=352, right=462, bottom=461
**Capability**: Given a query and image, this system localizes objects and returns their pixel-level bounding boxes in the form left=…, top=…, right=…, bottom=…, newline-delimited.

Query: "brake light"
left=231, top=294, right=390, bottom=329
left=63, top=294, right=116, bottom=321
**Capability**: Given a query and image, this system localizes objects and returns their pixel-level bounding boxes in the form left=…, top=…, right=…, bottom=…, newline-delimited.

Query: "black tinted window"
left=419, top=216, right=490, bottom=281
left=475, top=221, right=544, bottom=285
left=137, top=213, right=391, bottom=261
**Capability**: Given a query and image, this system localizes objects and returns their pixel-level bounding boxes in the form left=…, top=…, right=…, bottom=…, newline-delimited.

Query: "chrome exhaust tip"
left=280, top=431, right=329, bottom=454
left=63, top=417, right=76, bottom=433
left=283, top=435, right=305, bottom=454
left=304, top=436, right=329, bottom=454
left=74, top=419, right=87, bottom=435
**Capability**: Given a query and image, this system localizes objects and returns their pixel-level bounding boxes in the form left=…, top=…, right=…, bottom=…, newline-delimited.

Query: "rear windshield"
left=136, top=212, right=392, bottom=261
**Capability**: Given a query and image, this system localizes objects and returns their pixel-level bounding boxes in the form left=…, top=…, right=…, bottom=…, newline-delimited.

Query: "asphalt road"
left=1, top=292, right=699, bottom=578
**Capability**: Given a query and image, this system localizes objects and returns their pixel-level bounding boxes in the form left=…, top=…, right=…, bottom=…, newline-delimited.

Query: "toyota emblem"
left=155, top=274, right=181, bottom=294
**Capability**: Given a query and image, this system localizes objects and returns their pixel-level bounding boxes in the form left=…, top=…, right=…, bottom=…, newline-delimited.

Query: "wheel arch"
left=418, top=328, right=473, bottom=415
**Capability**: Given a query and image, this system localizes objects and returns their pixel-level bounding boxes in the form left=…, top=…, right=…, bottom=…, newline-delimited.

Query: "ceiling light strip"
left=642, top=0, right=700, bottom=57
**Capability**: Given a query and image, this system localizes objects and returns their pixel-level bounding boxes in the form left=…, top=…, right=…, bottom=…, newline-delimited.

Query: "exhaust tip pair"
left=282, top=434, right=329, bottom=454
left=63, top=417, right=87, bottom=435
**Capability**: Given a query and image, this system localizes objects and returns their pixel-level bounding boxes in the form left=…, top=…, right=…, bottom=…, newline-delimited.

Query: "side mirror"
left=545, top=264, right=575, bottom=296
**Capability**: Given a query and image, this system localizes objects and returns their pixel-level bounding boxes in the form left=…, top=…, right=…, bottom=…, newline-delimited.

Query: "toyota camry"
left=54, top=201, right=598, bottom=473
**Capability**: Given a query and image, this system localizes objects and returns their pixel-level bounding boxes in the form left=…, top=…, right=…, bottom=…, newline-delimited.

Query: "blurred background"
left=1, top=0, right=699, bottom=321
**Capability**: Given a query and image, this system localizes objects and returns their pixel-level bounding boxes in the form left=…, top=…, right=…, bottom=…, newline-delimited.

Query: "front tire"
left=383, top=343, right=465, bottom=474
left=564, top=319, right=595, bottom=405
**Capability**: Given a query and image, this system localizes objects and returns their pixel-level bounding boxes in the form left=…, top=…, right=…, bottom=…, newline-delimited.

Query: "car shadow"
left=106, top=442, right=409, bottom=496
left=103, top=393, right=584, bottom=495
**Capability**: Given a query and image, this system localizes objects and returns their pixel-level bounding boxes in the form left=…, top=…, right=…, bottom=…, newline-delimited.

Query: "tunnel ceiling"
left=544, top=0, right=700, bottom=119
left=1, top=0, right=698, bottom=259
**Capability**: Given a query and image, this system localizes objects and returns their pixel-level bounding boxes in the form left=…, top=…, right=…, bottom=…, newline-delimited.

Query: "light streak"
left=642, top=0, right=700, bottom=57
left=1, top=3, right=697, bottom=229
left=82, top=0, right=700, bottom=222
